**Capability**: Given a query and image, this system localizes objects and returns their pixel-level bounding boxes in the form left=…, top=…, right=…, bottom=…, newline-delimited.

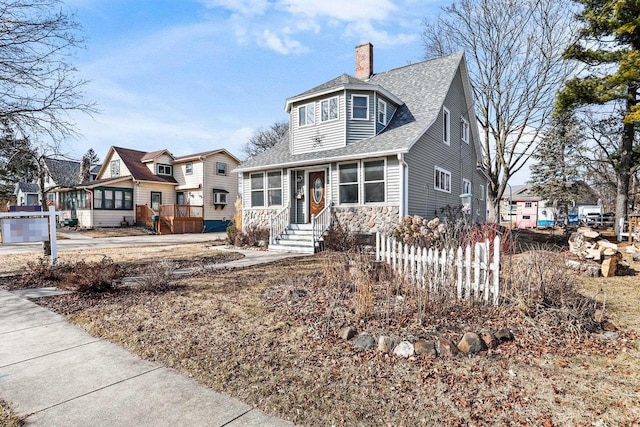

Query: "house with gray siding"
left=236, top=43, right=487, bottom=252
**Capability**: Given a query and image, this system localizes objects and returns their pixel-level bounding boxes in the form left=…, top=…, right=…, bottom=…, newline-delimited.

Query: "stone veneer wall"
left=242, top=209, right=277, bottom=231
left=333, top=206, right=400, bottom=235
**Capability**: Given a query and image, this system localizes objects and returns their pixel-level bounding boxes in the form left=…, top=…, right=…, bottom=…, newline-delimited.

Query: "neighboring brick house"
left=236, top=43, right=487, bottom=252
left=53, top=146, right=239, bottom=233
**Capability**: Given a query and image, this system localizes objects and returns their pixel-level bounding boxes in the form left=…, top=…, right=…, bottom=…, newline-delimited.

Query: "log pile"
left=567, top=228, right=627, bottom=277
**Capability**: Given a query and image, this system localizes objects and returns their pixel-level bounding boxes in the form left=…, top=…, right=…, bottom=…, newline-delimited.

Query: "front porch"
left=136, top=204, right=204, bottom=234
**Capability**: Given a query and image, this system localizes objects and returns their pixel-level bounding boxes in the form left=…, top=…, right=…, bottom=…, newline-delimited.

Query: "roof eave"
left=234, top=148, right=409, bottom=173
left=285, top=84, right=404, bottom=112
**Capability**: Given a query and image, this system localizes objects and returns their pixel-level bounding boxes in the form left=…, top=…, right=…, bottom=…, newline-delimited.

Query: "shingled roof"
left=238, top=52, right=467, bottom=172
left=15, top=182, right=40, bottom=194
left=112, top=147, right=177, bottom=184
left=44, top=158, right=82, bottom=187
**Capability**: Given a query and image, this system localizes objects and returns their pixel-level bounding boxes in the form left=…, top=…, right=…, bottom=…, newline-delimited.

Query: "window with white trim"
left=479, top=184, right=485, bottom=200
left=110, top=160, right=120, bottom=177
left=525, top=202, right=532, bottom=208
left=267, top=171, right=282, bottom=206
left=434, top=166, right=451, bottom=193
left=461, top=117, right=469, bottom=144
left=364, top=160, right=385, bottom=202
left=339, top=163, right=359, bottom=204
left=157, top=163, right=173, bottom=176
left=216, top=162, right=227, bottom=175
left=185, top=162, right=193, bottom=175
left=351, top=94, right=369, bottom=120
left=378, top=99, right=387, bottom=125
left=250, top=173, right=264, bottom=207
left=298, top=103, right=315, bottom=126
left=463, top=178, right=472, bottom=195
left=443, top=107, right=450, bottom=145
left=321, top=97, right=338, bottom=122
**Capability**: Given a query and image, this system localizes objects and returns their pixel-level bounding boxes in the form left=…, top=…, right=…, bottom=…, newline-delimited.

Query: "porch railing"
left=312, top=202, right=333, bottom=245
left=269, top=205, right=290, bottom=245
left=159, top=204, right=204, bottom=219
left=136, top=204, right=156, bottom=227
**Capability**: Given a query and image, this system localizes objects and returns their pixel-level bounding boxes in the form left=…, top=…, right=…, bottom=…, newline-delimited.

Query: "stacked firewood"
left=567, top=228, right=628, bottom=277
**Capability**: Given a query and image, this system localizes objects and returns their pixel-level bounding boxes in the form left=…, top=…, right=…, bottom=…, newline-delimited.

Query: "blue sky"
left=64, top=0, right=448, bottom=163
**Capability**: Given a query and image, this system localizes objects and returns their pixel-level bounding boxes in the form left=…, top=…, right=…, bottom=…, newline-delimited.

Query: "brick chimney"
left=355, top=42, right=373, bottom=80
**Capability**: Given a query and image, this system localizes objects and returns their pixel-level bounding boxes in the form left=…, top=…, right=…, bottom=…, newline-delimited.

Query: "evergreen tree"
left=557, top=0, right=640, bottom=234
left=528, top=113, right=582, bottom=222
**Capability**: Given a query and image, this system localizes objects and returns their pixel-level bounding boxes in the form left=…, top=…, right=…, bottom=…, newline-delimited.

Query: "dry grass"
left=0, top=242, right=228, bottom=277
left=0, top=400, right=24, bottom=427
left=37, top=250, right=640, bottom=426
left=67, top=227, right=153, bottom=238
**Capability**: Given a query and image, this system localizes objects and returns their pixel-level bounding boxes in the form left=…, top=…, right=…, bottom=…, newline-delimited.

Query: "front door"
left=151, top=191, right=162, bottom=212
left=309, top=171, right=325, bottom=219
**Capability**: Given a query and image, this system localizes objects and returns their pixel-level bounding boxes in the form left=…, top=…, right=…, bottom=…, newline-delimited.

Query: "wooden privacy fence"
left=375, top=233, right=502, bottom=305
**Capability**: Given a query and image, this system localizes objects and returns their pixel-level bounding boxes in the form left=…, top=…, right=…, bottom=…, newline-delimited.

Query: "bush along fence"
left=375, top=233, right=502, bottom=306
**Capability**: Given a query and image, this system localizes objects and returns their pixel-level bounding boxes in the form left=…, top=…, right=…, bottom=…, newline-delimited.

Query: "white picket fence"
left=375, top=233, right=501, bottom=305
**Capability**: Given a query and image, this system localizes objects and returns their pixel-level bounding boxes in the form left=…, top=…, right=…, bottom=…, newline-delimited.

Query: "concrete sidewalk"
left=0, top=283, right=296, bottom=426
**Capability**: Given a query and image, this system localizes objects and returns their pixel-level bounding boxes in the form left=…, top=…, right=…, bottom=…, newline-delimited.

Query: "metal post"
left=48, top=206, right=58, bottom=266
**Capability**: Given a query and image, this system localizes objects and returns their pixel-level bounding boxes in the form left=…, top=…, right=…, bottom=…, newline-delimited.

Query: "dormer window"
left=157, top=163, right=173, bottom=176
left=378, top=99, right=387, bottom=125
left=321, top=97, right=339, bottom=122
left=298, top=103, right=315, bottom=127
left=351, top=94, right=369, bottom=120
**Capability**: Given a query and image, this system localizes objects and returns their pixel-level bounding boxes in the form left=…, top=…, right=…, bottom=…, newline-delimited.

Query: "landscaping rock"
left=339, top=326, right=357, bottom=341
left=354, top=334, right=376, bottom=350
left=414, top=340, right=437, bottom=358
left=479, top=330, right=498, bottom=349
left=495, top=328, right=514, bottom=342
left=435, top=337, right=458, bottom=358
left=457, top=332, right=484, bottom=354
left=393, top=341, right=414, bottom=358
left=377, top=335, right=397, bottom=353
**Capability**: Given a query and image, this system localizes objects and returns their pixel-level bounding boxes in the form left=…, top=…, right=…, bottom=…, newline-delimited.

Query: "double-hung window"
left=185, top=162, right=193, bottom=175
left=351, top=95, right=369, bottom=120
left=463, top=179, right=472, bottom=195
left=461, top=118, right=469, bottom=144
left=267, top=171, right=282, bottom=206
left=339, top=163, right=359, bottom=204
left=217, top=162, right=227, bottom=175
left=443, top=107, right=450, bottom=145
left=321, top=97, right=338, bottom=122
left=298, top=103, right=315, bottom=126
left=480, top=184, right=485, bottom=200
left=434, top=166, right=451, bottom=193
left=110, top=160, right=120, bottom=177
left=250, top=173, right=265, bottom=207
left=378, top=99, right=387, bottom=125
left=364, top=160, right=385, bottom=203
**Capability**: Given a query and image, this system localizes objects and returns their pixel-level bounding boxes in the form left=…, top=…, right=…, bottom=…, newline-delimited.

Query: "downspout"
left=398, top=153, right=408, bottom=220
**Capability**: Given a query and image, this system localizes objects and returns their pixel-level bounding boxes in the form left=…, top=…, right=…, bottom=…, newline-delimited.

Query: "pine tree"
left=528, top=113, right=582, bottom=222
left=556, top=0, right=640, bottom=234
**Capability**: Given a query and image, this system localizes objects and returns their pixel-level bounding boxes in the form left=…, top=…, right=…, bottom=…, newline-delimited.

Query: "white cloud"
left=281, top=0, right=397, bottom=22
left=344, top=21, right=417, bottom=47
left=258, top=30, right=308, bottom=55
left=199, top=0, right=271, bottom=16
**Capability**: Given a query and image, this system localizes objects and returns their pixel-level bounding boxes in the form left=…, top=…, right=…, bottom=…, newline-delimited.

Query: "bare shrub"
left=323, top=215, right=357, bottom=252
left=504, top=247, right=601, bottom=338
left=226, top=223, right=238, bottom=245
left=19, top=257, right=123, bottom=292
left=234, top=225, right=269, bottom=248
left=137, top=260, right=177, bottom=291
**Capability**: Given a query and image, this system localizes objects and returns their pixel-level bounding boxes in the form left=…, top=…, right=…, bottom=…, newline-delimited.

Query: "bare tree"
left=422, top=0, right=575, bottom=221
left=0, top=0, right=96, bottom=141
left=243, top=120, right=289, bottom=159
